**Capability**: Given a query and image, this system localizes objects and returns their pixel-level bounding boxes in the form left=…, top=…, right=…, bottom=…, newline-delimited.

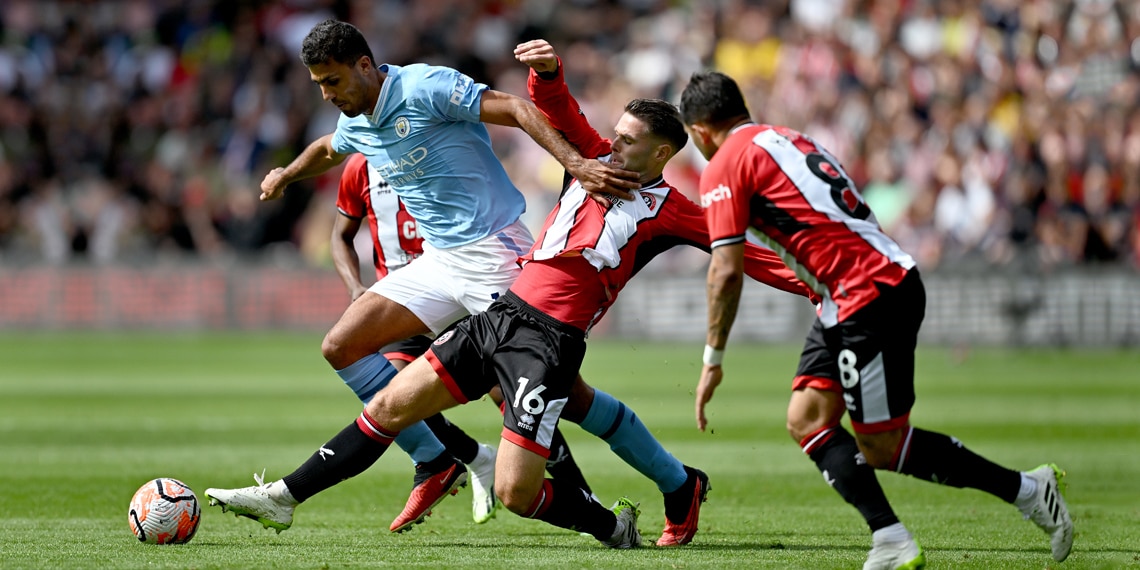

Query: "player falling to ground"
left=205, top=39, right=815, bottom=548
left=332, top=153, right=596, bottom=522
left=233, top=18, right=639, bottom=534
left=680, top=71, right=1073, bottom=569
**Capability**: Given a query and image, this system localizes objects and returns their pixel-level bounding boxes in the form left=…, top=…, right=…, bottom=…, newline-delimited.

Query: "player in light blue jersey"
left=327, top=63, right=527, bottom=249
left=217, top=19, right=640, bottom=534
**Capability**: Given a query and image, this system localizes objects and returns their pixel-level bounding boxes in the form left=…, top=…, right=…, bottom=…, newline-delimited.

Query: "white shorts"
left=369, top=219, right=534, bottom=334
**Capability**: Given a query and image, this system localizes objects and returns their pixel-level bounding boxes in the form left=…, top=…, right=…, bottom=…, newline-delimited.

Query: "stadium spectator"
left=0, top=0, right=1138, bottom=274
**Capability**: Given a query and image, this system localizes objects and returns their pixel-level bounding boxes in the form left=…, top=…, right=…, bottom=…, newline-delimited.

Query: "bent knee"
left=495, top=485, right=538, bottom=516
left=363, top=393, right=408, bottom=431
left=322, top=332, right=368, bottom=370
left=854, top=431, right=902, bottom=470
left=786, top=388, right=846, bottom=443
left=863, top=452, right=893, bottom=470
left=787, top=406, right=844, bottom=444
left=321, top=333, right=347, bottom=367
left=786, top=415, right=830, bottom=443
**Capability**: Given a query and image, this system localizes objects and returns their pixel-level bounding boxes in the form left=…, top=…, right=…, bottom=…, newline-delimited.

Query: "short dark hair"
left=624, top=98, right=688, bottom=155
left=300, top=19, right=374, bottom=67
left=679, top=71, right=750, bottom=128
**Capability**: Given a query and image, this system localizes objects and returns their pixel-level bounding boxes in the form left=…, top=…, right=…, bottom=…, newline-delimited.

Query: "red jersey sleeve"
left=742, top=243, right=817, bottom=301
left=671, top=189, right=814, bottom=301
left=527, top=59, right=612, bottom=160
left=336, top=154, right=369, bottom=219
left=699, top=137, right=755, bottom=249
left=657, top=190, right=711, bottom=245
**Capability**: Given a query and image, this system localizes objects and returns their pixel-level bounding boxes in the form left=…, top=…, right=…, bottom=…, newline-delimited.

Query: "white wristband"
left=703, top=344, right=724, bottom=366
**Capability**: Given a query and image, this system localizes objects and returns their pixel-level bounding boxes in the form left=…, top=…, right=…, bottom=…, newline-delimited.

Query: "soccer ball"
left=128, top=478, right=201, bottom=544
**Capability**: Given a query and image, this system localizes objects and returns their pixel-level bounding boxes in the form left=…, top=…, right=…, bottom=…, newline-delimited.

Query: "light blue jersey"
left=331, top=63, right=526, bottom=248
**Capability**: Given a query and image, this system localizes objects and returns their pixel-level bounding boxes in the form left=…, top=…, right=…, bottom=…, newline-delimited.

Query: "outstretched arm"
left=260, top=134, right=347, bottom=201
left=697, top=243, right=745, bottom=431
left=516, top=40, right=611, bottom=160
left=479, top=90, right=638, bottom=200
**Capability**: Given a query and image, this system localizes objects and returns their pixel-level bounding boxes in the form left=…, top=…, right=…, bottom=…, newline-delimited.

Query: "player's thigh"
left=438, top=221, right=531, bottom=315
left=426, top=315, right=501, bottom=405
left=788, top=321, right=847, bottom=438
left=498, top=344, right=584, bottom=456
left=488, top=385, right=504, bottom=405
left=561, top=374, right=593, bottom=424
left=493, top=299, right=585, bottom=456
left=324, top=290, right=430, bottom=361
left=845, top=275, right=925, bottom=434
left=493, top=438, right=549, bottom=512
left=371, top=253, right=471, bottom=334
left=365, top=356, right=460, bottom=431
left=787, top=387, right=846, bottom=442
left=792, top=315, right=916, bottom=434
left=381, top=335, right=433, bottom=365
left=431, top=297, right=585, bottom=454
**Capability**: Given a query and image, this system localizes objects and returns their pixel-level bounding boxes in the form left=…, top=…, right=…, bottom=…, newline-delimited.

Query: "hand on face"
left=570, top=158, right=640, bottom=202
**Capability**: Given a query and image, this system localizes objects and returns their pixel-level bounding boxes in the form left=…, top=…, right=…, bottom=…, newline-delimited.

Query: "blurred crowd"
left=0, top=0, right=1137, bottom=273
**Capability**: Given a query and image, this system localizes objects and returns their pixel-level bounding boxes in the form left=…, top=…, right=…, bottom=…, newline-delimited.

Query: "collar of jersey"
left=371, top=64, right=398, bottom=124
left=640, top=175, right=665, bottom=189
left=729, top=121, right=757, bottom=135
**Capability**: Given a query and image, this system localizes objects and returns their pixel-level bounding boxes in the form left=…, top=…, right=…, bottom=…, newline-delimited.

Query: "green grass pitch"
left=0, top=332, right=1136, bottom=569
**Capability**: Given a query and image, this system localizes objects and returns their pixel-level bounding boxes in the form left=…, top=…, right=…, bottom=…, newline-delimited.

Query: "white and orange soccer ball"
left=128, top=478, right=201, bottom=544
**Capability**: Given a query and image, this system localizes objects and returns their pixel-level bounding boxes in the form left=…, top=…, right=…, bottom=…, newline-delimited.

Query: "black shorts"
left=424, top=291, right=586, bottom=458
left=793, top=270, right=926, bottom=433
left=380, top=336, right=433, bottom=363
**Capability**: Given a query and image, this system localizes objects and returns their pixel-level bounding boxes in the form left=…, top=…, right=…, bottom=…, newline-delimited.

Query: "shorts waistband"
left=500, top=291, right=585, bottom=340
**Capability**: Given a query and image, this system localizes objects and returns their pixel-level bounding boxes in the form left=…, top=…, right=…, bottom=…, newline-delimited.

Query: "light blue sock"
left=336, top=352, right=399, bottom=403
left=579, top=388, right=687, bottom=493
left=391, top=422, right=450, bottom=466
left=336, top=353, right=448, bottom=465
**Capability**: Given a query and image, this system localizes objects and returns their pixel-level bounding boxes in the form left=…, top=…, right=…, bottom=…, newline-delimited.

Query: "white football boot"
left=602, top=498, right=642, bottom=549
left=468, top=443, right=498, bottom=524
left=206, top=472, right=297, bottom=533
left=863, top=536, right=925, bottom=570
left=1019, top=463, right=1074, bottom=562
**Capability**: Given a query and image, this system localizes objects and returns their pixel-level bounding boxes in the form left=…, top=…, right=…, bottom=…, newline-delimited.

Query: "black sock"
left=526, top=478, right=615, bottom=540
left=412, top=452, right=462, bottom=486
left=422, top=414, right=479, bottom=465
left=282, top=413, right=394, bottom=502
left=808, top=427, right=899, bottom=531
left=895, top=427, right=1021, bottom=503
left=544, top=427, right=593, bottom=494
left=662, top=466, right=707, bottom=524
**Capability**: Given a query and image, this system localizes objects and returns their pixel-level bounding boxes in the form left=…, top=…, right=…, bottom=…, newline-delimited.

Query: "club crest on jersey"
left=433, top=330, right=455, bottom=345
left=394, top=117, right=411, bottom=138
left=641, top=192, right=657, bottom=210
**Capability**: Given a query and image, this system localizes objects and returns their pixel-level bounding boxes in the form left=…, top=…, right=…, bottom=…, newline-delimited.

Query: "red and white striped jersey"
left=701, top=123, right=915, bottom=327
left=512, top=65, right=812, bottom=332
left=515, top=173, right=810, bottom=331
left=337, top=153, right=424, bottom=279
